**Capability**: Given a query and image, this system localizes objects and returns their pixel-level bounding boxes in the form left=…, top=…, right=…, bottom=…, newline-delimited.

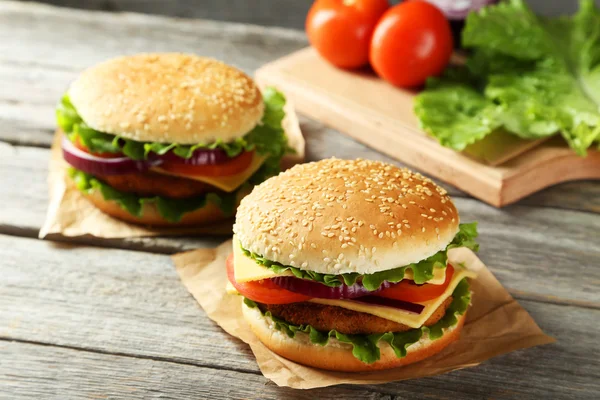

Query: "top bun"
left=234, top=158, right=459, bottom=275
left=68, top=53, right=264, bottom=144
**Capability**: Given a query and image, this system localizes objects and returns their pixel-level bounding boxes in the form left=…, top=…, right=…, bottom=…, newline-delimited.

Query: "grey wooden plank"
left=33, top=0, right=313, bottom=30
left=28, top=0, right=600, bottom=30
left=0, top=341, right=379, bottom=400
left=0, top=234, right=260, bottom=372
left=0, top=1, right=306, bottom=73
left=1, top=337, right=598, bottom=400
left=1, top=233, right=599, bottom=398
left=1, top=143, right=599, bottom=295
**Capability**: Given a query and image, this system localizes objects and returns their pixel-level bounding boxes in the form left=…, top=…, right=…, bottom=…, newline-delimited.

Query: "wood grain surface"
left=1, top=2, right=599, bottom=399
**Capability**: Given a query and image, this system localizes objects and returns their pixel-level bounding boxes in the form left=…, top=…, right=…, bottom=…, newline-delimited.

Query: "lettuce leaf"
left=69, top=168, right=240, bottom=222
left=242, top=222, right=478, bottom=290
left=244, top=278, right=471, bottom=364
left=414, top=0, right=600, bottom=156
left=56, top=86, right=290, bottom=164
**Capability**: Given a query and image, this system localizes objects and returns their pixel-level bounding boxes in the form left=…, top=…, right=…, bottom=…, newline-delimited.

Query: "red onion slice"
left=62, top=137, right=161, bottom=175
left=159, top=148, right=233, bottom=166
left=425, top=0, right=497, bottom=20
left=352, top=296, right=425, bottom=314
left=271, top=276, right=396, bottom=299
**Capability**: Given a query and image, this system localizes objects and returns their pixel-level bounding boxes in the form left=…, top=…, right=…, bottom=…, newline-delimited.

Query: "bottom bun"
left=242, top=302, right=466, bottom=372
left=83, top=185, right=251, bottom=227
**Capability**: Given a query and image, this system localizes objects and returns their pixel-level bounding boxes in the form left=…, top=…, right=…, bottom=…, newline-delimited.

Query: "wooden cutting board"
left=255, top=48, right=600, bottom=207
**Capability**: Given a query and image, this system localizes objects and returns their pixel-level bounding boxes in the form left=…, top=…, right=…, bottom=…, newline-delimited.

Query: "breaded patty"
left=96, top=171, right=219, bottom=199
left=259, top=296, right=453, bottom=335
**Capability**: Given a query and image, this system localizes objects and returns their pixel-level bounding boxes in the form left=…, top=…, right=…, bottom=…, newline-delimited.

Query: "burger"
left=56, top=53, right=290, bottom=226
left=227, top=158, right=479, bottom=371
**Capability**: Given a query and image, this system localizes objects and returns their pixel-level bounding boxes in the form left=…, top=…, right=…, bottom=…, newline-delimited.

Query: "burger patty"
left=96, top=171, right=219, bottom=199
left=258, top=296, right=453, bottom=335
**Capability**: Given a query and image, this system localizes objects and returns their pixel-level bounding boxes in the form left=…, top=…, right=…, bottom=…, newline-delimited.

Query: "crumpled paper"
left=39, top=97, right=304, bottom=239
left=172, top=240, right=555, bottom=389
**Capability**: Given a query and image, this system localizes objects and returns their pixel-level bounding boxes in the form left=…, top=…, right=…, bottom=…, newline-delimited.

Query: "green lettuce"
left=56, top=86, right=290, bottom=167
left=415, top=0, right=600, bottom=156
left=69, top=168, right=240, bottom=222
left=244, top=278, right=471, bottom=364
left=242, top=222, right=478, bottom=290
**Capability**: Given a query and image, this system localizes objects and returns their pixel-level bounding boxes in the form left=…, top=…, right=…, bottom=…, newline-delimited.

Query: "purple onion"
left=159, top=148, right=232, bottom=166
left=425, top=0, right=497, bottom=20
left=271, top=276, right=397, bottom=299
left=61, top=137, right=161, bottom=175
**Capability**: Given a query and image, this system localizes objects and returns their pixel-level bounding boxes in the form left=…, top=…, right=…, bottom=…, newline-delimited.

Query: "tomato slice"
left=375, top=264, right=455, bottom=303
left=226, top=254, right=312, bottom=304
left=161, top=150, right=254, bottom=177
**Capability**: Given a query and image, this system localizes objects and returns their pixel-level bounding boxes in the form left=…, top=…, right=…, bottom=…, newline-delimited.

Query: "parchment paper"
left=39, top=97, right=304, bottom=239
left=172, top=240, right=555, bottom=389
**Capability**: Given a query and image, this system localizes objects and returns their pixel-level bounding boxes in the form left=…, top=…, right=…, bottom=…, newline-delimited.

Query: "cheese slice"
left=233, top=238, right=294, bottom=283
left=309, top=267, right=476, bottom=329
left=151, top=153, right=267, bottom=192
left=232, top=237, right=446, bottom=285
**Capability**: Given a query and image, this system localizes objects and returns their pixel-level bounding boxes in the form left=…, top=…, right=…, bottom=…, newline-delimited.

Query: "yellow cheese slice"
left=233, top=238, right=294, bottom=283
left=151, top=153, right=267, bottom=193
left=232, top=237, right=446, bottom=285
left=309, top=267, right=476, bottom=329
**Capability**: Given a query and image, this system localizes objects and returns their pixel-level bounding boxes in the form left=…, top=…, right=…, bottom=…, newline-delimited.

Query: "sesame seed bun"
left=69, top=53, right=264, bottom=144
left=233, top=158, right=459, bottom=275
left=242, top=301, right=466, bottom=372
left=83, top=185, right=251, bottom=227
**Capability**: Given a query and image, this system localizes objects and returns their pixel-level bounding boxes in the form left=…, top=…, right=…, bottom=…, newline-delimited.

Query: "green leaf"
left=241, top=223, right=479, bottom=291
left=415, top=70, right=502, bottom=152
left=243, top=278, right=471, bottom=364
left=462, top=0, right=552, bottom=60
left=415, top=0, right=600, bottom=156
left=69, top=168, right=240, bottom=222
left=447, top=222, right=480, bottom=252
left=56, top=94, right=83, bottom=133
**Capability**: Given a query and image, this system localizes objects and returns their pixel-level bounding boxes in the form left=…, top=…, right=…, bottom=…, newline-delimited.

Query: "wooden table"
left=2, top=2, right=599, bottom=398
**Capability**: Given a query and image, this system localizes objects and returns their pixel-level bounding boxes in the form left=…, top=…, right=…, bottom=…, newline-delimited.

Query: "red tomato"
left=376, top=264, right=455, bottom=303
left=226, top=254, right=313, bottom=304
left=160, top=150, right=254, bottom=177
left=306, top=0, right=389, bottom=69
left=370, top=0, right=453, bottom=87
